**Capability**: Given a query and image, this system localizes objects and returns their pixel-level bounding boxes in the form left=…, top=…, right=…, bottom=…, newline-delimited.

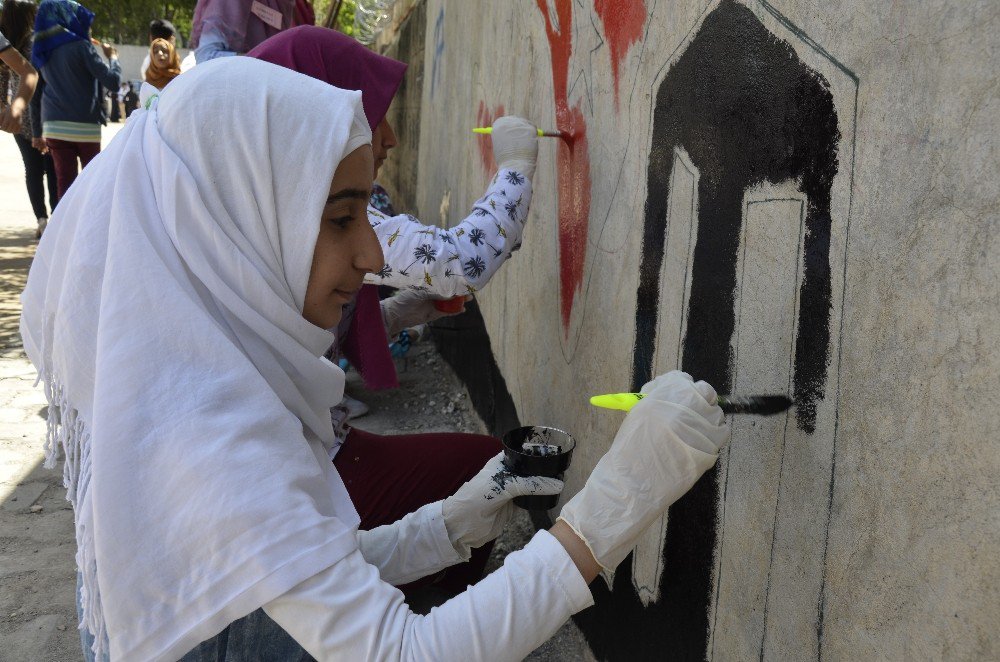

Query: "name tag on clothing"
left=251, top=1, right=284, bottom=30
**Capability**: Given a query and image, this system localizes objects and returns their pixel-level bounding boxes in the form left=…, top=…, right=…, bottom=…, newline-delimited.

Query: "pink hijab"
left=250, top=26, right=408, bottom=391
left=190, top=0, right=296, bottom=53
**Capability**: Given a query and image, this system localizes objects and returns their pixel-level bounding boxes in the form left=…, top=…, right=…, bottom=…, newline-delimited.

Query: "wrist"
left=498, top=160, right=535, bottom=180
left=549, top=519, right=600, bottom=584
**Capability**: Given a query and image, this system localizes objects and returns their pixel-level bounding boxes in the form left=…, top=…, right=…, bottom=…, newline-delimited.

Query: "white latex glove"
left=442, top=452, right=564, bottom=558
left=491, top=115, right=539, bottom=181
left=380, top=290, right=469, bottom=338
left=558, top=371, right=730, bottom=572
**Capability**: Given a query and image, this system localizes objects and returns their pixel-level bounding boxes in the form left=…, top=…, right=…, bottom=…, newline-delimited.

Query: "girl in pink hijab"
left=191, top=0, right=313, bottom=62
left=249, top=24, right=544, bottom=590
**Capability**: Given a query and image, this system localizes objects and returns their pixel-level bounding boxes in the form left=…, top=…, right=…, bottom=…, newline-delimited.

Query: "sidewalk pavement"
left=0, top=124, right=126, bottom=659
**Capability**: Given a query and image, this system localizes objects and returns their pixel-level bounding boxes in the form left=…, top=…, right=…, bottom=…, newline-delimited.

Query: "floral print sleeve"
left=363, top=168, right=531, bottom=297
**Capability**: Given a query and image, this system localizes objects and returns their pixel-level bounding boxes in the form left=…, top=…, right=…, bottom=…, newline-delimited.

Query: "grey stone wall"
left=384, top=1, right=999, bottom=659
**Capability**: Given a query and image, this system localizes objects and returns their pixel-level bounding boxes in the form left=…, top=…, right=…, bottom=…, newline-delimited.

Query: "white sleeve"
left=356, top=501, right=465, bottom=586
left=263, top=529, right=594, bottom=661
left=139, top=53, right=150, bottom=81
left=364, top=168, right=532, bottom=297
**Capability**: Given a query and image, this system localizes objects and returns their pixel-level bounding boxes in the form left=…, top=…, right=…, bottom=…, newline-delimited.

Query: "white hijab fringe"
left=41, top=374, right=103, bottom=652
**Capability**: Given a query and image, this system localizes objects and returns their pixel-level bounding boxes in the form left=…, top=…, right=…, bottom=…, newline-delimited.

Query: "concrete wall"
left=388, top=1, right=999, bottom=659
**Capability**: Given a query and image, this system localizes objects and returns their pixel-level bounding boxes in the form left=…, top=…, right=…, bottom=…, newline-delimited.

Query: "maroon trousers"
left=334, top=426, right=502, bottom=592
left=46, top=138, right=101, bottom=200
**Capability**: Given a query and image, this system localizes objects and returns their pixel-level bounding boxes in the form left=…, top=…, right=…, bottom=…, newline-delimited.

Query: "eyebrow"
left=326, top=188, right=371, bottom=204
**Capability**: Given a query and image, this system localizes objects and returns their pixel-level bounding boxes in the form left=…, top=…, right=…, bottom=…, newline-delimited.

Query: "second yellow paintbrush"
left=473, top=127, right=565, bottom=139
left=589, top=393, right=793, bottom=415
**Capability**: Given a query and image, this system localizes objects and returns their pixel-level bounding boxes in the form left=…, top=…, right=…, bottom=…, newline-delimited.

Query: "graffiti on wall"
left=593, top=0, right=646, bottom=109
left=534, top=0, right=593, bottom=331
left=575, top=2, right=858, bottom=660
left=430, top=6, right=445, bottom=99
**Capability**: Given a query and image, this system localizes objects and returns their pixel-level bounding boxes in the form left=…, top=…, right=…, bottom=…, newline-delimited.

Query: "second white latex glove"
left=558, top=371, right=730, bottom=572
left=491, top=115, right=539, bottom=181
left=442, top=452, right=564, bottom=558
left=381, top=290, right=468, bottom=338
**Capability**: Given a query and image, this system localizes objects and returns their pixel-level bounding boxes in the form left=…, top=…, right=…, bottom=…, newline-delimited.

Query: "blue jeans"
left=77, top=574, right=313, bottom=661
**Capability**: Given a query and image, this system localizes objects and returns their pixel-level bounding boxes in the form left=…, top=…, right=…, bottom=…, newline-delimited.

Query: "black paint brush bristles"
left=717, top=395, right=793, bottom=416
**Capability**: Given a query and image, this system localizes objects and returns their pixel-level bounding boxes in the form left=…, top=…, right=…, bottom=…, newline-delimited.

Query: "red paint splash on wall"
left=475, top=101, right=505, bottom=178
left=594, top=0, right=646, bottom=108
left=536, top=0, right=591, bottom=331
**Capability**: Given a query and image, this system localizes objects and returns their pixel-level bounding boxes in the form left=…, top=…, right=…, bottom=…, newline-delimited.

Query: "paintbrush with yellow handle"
left=590, top=392, right=793, bottom=415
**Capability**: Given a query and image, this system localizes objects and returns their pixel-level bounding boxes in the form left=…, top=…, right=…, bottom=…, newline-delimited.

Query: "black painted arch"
left=578, top=2, right=844, bottom=660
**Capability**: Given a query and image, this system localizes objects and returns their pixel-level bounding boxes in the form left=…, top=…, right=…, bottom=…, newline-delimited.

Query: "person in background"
left=31, top=0, right=120, bottom=198
left=0, top=2, right=36, bottom=134
left=2, top=0, right=56, bottom=239
left=190, top=0, right=297, bottom=62
left=113, top=80, right=127, bottom=118
left=106, top=83, right=119, bottom=121
left=122, top=79, right=138, bottom=117
left=138, top=17, right=175, bottom=81
left=144, top=37, right=181, bottom=90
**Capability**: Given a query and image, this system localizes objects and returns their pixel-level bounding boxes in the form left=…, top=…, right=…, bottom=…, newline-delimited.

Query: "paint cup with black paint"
left=501, top=426, right=575, bottom=510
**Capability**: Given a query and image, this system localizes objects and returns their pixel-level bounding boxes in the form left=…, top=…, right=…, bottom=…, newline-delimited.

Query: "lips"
left=333, top=286, right=360, bottom=302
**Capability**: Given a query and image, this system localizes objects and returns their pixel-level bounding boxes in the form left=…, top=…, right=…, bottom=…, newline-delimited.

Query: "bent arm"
left=82, top=43, right=121, bottom=91
left=264, top=529, right=593, bottom=661
left=356, top=501, right=465, bottom=586
left=0, top=46, right=38, bottom=133
left=364, top=168, right=532, bottom=297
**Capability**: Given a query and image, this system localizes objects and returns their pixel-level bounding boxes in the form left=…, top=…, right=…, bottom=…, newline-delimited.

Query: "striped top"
left=43, top=119, right=101, bottom=143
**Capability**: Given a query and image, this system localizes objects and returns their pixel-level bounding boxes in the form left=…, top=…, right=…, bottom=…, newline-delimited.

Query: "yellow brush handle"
left=473, top=127, right=545, bottom=136
left=473, top=127, right=563, bottom=138
left=588, top=393, right=645, bottom=412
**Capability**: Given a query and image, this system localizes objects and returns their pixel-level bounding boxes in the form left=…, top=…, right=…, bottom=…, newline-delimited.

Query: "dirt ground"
left=0, top=124, right=588, bottom=660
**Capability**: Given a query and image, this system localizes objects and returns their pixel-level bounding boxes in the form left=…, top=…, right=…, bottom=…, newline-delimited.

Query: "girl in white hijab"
left=21, top=56, right=731, bottom=661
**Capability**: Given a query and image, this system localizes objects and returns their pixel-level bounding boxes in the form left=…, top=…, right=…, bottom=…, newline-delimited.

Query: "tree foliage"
left=85, top=0, right=356, bottom=46
left=313, top=0, right=356, bottom=35
left=85, top=0, right=197, bottom=46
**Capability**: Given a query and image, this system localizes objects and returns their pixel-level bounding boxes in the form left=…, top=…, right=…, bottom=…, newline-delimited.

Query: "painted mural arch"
left=576, top=2, right=858, bottom=660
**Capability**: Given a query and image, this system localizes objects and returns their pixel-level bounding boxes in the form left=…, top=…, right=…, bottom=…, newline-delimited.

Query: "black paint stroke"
left=431, top=298, right=522, bottom=437
left=577, top=2, right=842, bottom=660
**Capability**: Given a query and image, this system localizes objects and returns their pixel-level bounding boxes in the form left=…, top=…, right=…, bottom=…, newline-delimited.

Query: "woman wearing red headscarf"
left=249, top=25, right=541, bottom=594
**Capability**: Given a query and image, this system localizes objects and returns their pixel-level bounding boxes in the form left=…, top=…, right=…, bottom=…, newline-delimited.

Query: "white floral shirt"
left=363, top=168, right=532, bottom=295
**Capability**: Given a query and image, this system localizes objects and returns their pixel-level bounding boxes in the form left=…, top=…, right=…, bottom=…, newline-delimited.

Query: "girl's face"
left=152, top=44, right=170, bottom=66
left=303, top=146, right=383, bottom=329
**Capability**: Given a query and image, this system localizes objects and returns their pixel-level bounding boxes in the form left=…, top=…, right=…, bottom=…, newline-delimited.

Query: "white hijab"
left=20, top=57, right=372, bottom=661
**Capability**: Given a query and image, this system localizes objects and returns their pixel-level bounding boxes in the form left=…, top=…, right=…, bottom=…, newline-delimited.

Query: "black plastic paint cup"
left=501, top=426, right=576, bottom=510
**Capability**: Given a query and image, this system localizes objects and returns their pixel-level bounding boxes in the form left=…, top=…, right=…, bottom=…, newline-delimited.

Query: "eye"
left=328, top=215, right=353, bottom=229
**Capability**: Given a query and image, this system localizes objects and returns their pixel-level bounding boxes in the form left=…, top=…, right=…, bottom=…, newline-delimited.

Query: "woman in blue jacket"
left=31, top=0, right=119, bottom=198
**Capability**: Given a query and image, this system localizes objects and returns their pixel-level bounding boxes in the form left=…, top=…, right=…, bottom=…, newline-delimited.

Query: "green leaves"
left=87, top=0, right=196, bottom=46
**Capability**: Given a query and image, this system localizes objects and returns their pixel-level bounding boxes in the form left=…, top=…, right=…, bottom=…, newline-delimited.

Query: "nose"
left=381, top=119, right=398, bottom=151
left=355, top=217, right=385, bottom=275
